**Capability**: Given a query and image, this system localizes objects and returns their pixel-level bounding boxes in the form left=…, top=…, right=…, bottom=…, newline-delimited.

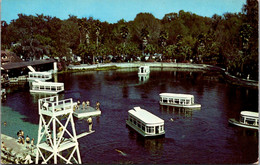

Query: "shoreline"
left=67, top=62, right=258, bottom=89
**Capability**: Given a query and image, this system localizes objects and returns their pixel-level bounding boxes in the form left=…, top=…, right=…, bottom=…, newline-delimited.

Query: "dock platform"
left=1, top=134, right=36, bottom=164
left=73, top=105, right=101, bottom=118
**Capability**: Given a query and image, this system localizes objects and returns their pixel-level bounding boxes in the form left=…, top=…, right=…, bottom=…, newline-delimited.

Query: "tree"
left=120, top=25, right=129, bottom=48
left=158, top=30, right=168, bottom=48
left=94, top=20, right=101, bottom=63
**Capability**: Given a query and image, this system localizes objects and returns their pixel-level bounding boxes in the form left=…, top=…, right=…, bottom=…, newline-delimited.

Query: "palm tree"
left=120, top=25, right=129, bottom=57
left=141, top=27, right=149, bottom=56
left=94, top=21, right=101, bottom=63
left=159, top=30, right=168, bottom=48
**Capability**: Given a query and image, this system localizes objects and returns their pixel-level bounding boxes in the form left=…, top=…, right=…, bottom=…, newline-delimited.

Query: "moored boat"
left=159, top=93, right=201, bottom=108
left=126, top=107, right=165, bottom=137
left=229, top=111, right=259, bottom=130
left=30, top=81, right=64, bottom=94
left=27, top=71, right=52, bottom=82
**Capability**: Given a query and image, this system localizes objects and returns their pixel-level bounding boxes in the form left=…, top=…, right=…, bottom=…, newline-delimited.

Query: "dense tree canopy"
left=1, top=0, right=258, bottom=80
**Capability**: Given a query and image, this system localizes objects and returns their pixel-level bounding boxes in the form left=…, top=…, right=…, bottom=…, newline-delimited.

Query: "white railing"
left=39, top=96, right=74, bottom=114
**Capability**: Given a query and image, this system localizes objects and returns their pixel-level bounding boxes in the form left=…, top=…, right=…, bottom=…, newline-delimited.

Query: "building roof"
left=1, top=59, right=56, bottom=70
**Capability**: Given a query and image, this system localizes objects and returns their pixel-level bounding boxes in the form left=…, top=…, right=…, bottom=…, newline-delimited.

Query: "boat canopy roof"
left=241, top=111, right=259, bottom=118
left=160, top=93, right=194, bottom=98
left=32, top=81, right=64, bottom=86
left=128, top=107, right=164, bottom=124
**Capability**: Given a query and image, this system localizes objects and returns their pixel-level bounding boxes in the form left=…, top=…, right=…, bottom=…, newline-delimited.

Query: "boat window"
left=133, top=119, right=136, bottom=125
left=174, top=99, right=179, bottom=104
left=240, top=116, right=244, bottom=123
left=169, top=98, right=173, bottom=103
left=245, top=118, right=256, bottom=125
left=146, top=126, right=154, bottom=133
left=180, top=99, right=185, bottom=104
left=40, top=86, right=44, bottom=90
left=160, top=125, right=164, bottom=131
left=142, top=124, right=145, bottom=131
left=137, top=121, right=141, bottom=128
left=163, top=98, right=167, bottom=103
left=185, top=100, right=190, bottom=105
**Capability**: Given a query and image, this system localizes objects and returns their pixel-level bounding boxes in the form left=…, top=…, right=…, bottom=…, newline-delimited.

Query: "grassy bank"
left=58, top=65, right=120, bottom=74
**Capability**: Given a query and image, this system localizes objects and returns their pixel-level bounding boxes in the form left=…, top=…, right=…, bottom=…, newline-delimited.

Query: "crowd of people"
left=17, top=130, right=34, bottom=151
left=75, top=100, right=101, bottom=111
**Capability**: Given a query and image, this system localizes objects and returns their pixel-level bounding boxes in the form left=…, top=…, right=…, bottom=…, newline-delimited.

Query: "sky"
left=1, top=0, right=247, bottom=24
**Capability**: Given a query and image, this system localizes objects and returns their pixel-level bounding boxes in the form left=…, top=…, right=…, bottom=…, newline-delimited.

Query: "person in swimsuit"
left=87, top=117, right=93, bottom=132
left=25, top=136, right=30, bottom=148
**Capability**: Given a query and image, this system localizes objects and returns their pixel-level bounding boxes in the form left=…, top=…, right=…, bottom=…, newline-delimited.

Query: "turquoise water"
left=1, top=106, right=38, bottom=142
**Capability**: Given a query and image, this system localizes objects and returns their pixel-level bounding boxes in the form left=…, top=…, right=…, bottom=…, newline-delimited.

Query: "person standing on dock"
left=31, top=138, right=35, bottom=152
left=77, top=100, right=81, bottom=109
left=87, top=117, right=93, bottom=132
left=86, top=100, right=90, bottom=107
left=25, top=135, right=30, bottom=148
left=1, top=141, right=7, bottom=150
left=96, top=101, right=100, bottom=110
left=82, top=101, right=86, bottom=110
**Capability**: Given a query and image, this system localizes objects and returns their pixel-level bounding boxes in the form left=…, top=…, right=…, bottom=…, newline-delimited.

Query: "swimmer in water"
left=115, top=149, right=127, bottom=156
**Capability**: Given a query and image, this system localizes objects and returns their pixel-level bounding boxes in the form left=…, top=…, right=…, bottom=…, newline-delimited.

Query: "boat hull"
left=126, top=120, right=165, bottom=137
left=228, top=118, right=258, bottom=130
left=30, top=89, right=63, bottom=94
left=159, top=102, right=201, bottom=108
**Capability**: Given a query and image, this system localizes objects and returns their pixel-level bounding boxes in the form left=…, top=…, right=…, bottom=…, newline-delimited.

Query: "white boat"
left=126, top=107, right=165, bottom=137
left=30, top=81, right=64, bottom=94
left=159, top=93, right=201, bottom=108
left=27, top=71, right=52, bottom=82
left=229, top=111, right=259, bottom=130
left=138, top=66, right=150, bottom=75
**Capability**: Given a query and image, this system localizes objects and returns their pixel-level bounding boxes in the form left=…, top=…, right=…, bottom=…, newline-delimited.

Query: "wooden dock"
left=73, top=105, right=101, bottom=118
left=1, top=134, right=36, bottom=164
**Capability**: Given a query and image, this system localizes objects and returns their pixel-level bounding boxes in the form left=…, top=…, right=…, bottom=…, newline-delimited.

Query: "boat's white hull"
left=159, top=102, right=201, bottom=108
left=30, top=89, right=63, bottom=94
left=126, top=120, right=165, bottom=137
left=228, top=118, right=258, bottom=130
left=27, top=78, right=52, bottom=82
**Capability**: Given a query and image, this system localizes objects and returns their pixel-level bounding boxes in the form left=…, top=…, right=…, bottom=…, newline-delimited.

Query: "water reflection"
left=160, top=105, right=200, bottom=118
left=30, top=93, right=56, bottom=103
left=138, top=74, right=150, bottom=83
left=128, top=128, right=164, bottom=154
